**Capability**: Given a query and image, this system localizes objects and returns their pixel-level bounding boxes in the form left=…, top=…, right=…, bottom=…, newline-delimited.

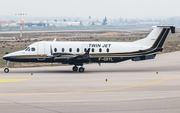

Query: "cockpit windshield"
left=25, top=47, right=30, bottom=51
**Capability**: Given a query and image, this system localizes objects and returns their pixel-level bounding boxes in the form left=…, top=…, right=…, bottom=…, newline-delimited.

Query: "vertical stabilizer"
left=133, top=26, right=175, bottom=48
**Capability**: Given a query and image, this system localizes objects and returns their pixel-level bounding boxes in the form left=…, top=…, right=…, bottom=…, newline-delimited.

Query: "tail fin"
left=133, top=26, right=175, bottom=48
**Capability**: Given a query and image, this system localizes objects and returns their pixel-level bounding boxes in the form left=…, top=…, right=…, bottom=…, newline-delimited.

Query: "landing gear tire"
left=79, top=67, right=85, bottom=73
left=72, top=66, right=78, bottom=72
left=4, top=68, right=9, bottom=73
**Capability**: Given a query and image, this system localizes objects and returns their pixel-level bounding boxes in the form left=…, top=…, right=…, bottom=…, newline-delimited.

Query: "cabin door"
left=37, top=43, right=45, bottom=61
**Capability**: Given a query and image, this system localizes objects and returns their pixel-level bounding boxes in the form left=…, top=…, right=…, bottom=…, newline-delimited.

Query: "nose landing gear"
left=4, top=68, right=9, bottom=73
left=4, top=60, right=9, bottom=73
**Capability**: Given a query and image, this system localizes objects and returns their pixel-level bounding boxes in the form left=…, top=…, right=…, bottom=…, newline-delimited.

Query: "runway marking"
left=0, top=76, right=180, bottom=97
left=0, top=79, right=31, bottom=83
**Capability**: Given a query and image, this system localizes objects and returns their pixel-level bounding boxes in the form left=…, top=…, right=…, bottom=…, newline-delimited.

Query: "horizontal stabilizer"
left=156, top=26, right=175, bottom=33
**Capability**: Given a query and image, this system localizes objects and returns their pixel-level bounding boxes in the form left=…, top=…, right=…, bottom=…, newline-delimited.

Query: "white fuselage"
left=4, top=41, right=149, bottom=59
left=2, top=26, right=175, bottom=73
left=3, top=26, right=175, bottom=66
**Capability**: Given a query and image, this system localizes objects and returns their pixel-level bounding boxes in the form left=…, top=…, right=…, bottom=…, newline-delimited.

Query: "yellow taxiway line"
left=0, top=79, right=31, bottom=83
left=0, top=76, right=180, bottom=97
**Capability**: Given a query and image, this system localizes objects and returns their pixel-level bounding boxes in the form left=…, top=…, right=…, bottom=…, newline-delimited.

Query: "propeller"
left=50, top=44, right=53, bottom=56
left=47, top=44, right=53, bottom=57
left=85, top=48, right=90, bottom=54
left=49, top=44, right=53, bottom=66
left=83, top=48, right=90, bottom=59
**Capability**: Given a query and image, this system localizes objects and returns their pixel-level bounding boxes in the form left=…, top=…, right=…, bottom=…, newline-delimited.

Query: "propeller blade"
left=49, top=44, right=54, bottom=64
left=85, top=48, right=90, bottom=54
left=50, top=44, right=53, bottom=55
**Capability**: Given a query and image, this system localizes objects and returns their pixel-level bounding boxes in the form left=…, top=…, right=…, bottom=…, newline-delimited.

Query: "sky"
left=0, top=0, right=180, bottom=20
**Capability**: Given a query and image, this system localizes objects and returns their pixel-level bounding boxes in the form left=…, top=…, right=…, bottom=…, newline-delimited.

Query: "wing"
left=68, top=48, right=91, bottom=61
left=51, top=48, right=91, bottom=64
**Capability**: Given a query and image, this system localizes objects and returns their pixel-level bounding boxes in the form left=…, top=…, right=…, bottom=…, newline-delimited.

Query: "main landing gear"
left=72, top=66, right=78, bottom=72
left=4, top=60, right=9, bottom=73
left=72, top=66, right=85, bottom=73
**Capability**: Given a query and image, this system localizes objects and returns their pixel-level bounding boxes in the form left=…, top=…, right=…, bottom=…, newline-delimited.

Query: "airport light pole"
left=15, top=13, right=27, bottom=40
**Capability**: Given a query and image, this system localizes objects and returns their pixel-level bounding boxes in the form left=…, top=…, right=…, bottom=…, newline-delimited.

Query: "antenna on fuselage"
left=53, top=38, right=56, bottom=42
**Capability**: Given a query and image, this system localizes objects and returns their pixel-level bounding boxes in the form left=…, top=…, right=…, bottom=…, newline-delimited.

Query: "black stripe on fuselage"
left=151, top=28, right=167, bottom=48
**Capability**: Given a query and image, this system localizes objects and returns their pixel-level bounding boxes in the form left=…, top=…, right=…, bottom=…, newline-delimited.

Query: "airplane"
left=3, top=26, right=175, bottom=73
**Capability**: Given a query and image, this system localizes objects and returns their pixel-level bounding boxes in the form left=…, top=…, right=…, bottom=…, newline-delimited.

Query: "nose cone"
left=3, top=54, right=10, bottom=60
left=3, top=50, right=24, bottom=61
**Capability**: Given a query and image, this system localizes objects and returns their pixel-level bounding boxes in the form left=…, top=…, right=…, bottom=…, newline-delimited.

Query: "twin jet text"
left=89, top=44, right=111, bottom=48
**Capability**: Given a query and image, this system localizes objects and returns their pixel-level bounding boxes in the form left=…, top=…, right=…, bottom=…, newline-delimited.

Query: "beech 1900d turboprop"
left=3, top=26, right=175, bottom=73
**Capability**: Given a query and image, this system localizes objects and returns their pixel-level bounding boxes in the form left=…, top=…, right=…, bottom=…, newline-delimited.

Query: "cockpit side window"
left=25, top=47, right=30, bottom=51
left=31, top=47, right=36, bottom=51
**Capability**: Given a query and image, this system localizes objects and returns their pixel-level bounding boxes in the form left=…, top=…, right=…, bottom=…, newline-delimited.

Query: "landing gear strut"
left=4, top=60, right=9, bottom=73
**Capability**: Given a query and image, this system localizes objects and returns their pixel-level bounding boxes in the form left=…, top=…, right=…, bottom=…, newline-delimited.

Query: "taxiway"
left=0, top=51, right=180, bottom=113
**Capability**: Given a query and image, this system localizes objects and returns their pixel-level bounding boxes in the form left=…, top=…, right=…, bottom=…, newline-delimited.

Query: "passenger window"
left=69, top=48, right=72, bottom=52
left=106, top=48, right=109, bottom=52
left=84, top=48, right=87, bottom=52
left=62, top=48, right=65, bottom=52
left=54, top=48, right=57, bottom=52
left=99, top=48, right=102, bottom=52
left=92, top=48, right=94, bottom=52
left=77, top=48, right=80, bottom=52
left=31, top=47, right=35, bottom=51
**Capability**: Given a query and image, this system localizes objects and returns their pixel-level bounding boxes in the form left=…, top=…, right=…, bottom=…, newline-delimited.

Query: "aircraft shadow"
left=7, top=66, right=178, bottom=74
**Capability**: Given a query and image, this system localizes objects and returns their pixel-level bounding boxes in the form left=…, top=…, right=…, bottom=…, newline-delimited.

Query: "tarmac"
left=0, top=51, right=180, bottom=113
